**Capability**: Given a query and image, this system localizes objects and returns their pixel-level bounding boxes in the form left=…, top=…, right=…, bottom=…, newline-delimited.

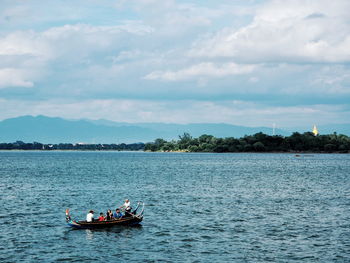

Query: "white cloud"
left=189, top=0, right=350, bottom=63
left=0, top=31, right=51, bottom=58
left=144, top=62, right=256, bottom=81
left=115, top=0, right=227, bottom=37
left=309, top=65, right=350, bottom=94
left=0, top=22, right=153, bottom=89
left=0, top=22, right=153, bottom=61
left=0, top=68, right=33, bottom=88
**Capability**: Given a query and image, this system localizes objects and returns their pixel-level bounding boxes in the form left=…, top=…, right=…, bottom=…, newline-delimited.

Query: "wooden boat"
left=66, top=202, right=144, bottom=229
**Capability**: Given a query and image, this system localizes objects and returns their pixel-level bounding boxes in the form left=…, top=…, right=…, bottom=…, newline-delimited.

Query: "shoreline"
left=0, top=149, right=348, bottom=154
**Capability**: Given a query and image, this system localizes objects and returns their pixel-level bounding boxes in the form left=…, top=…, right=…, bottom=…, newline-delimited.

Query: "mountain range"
left=0, top=115, right=349, bottom=143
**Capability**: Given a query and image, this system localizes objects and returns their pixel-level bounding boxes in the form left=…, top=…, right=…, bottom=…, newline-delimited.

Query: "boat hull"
left=67, top=216, right=143, bottom=229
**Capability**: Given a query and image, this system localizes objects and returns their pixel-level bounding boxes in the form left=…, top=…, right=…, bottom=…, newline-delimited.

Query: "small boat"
left=65, top=202, right=144, bottom=229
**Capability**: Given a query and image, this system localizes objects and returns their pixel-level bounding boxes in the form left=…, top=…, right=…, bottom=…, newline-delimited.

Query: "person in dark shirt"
left=113, top=208, right=123, bottom=219
left=106, top=209, right=113, bottom=220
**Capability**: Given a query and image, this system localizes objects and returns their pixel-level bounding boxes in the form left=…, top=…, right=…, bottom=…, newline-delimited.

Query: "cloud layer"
left=0, top=0, right=349, bottom=129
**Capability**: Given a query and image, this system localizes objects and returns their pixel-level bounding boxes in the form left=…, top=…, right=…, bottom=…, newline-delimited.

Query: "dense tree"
left=144, top=132, right=350, bottom=153
left=253, top=142, right=266, bottom=152
left=178, top=132, right=193, bottom=150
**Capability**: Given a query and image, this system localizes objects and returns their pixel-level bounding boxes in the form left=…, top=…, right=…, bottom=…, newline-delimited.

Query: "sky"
left=0, top=0, right=349, bottom=129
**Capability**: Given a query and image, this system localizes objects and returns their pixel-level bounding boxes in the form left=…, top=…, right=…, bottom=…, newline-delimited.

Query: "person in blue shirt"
left=113, top=208, right=123, bottom=219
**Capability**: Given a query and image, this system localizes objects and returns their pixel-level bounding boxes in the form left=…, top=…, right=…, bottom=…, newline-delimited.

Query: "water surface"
left=1, top=152, right=349, bottom=262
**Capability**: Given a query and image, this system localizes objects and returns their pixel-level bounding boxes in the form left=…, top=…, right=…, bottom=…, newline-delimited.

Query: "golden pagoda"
left=312, top=125, right=318, bottom=136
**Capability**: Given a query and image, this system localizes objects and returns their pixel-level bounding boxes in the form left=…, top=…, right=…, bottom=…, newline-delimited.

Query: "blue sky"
left=0, top=0, right=349, bottom=129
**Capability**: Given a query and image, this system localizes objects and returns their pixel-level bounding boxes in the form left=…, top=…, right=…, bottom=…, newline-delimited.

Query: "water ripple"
left=0, top=152, right=349, bottom=262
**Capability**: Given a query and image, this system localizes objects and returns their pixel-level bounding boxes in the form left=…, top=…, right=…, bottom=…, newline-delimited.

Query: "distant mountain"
left=85, top=119, right=289, bottom=139
left=2, top=115, right=348, bottom=144
left=0, top=115, right=156, bottom=143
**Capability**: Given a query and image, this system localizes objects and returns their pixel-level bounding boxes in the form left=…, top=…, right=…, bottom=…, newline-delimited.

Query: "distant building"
left=312, top=125, right=319, bottom=136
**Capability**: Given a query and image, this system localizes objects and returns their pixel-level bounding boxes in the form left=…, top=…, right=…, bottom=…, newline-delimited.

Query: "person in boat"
left=120, top=199, right=132, bottom=217
left=86, top=210, right=94, bottom=222
left=113, top=208, right=123, bottom=219
left=98, top=212, right=105, bottom=221
left=106, top=209, right=113, bottom=220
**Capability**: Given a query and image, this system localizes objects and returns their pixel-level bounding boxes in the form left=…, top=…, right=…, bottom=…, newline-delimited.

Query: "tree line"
left=0, top=141, right=145, bottom=151
left=144, top=132, right=350, bottom=153
left=1, top=132, right=350, bottom=152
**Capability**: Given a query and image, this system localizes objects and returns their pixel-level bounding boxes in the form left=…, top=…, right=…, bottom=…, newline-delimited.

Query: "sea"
left=0, top=151, right=349, bottom=262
